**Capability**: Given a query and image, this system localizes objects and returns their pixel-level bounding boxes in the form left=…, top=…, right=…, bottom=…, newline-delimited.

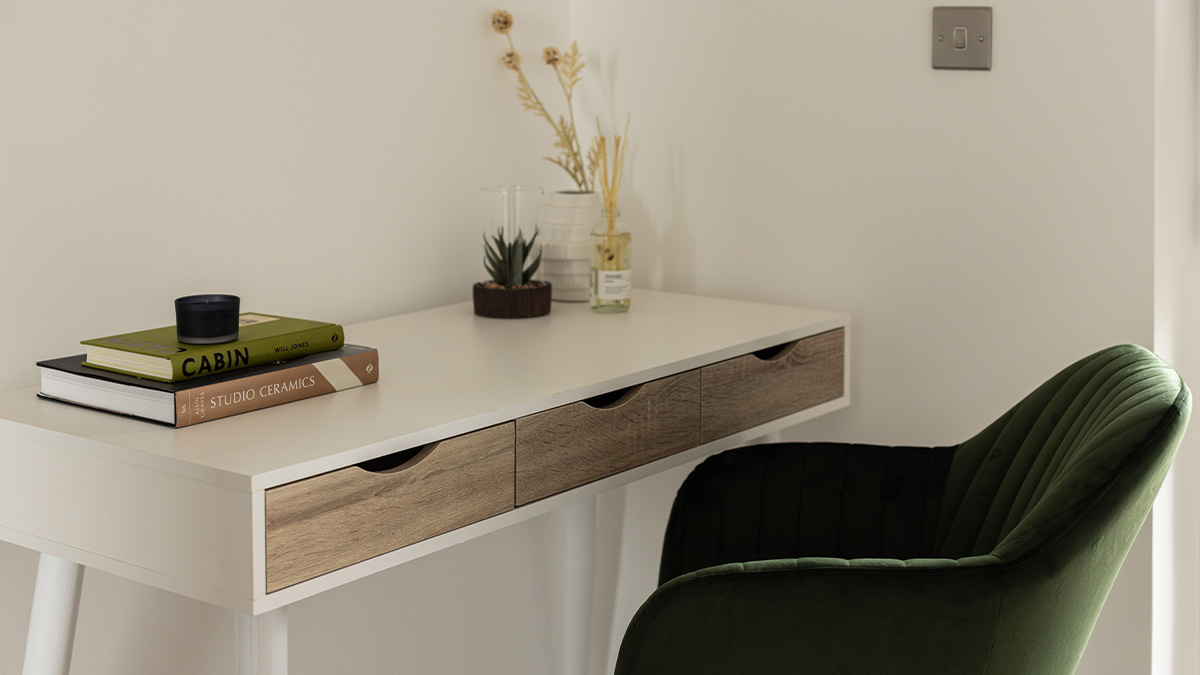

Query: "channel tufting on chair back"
left=621, top=344, right=1190, bottom=675
left=933, top=344, right=1186, bottom=561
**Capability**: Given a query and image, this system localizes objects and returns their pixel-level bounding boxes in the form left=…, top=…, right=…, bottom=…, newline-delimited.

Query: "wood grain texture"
left=264, top=423, right=515, bottom=593
left=515, top=371, right=701, bottom=505
left=701, top=328, right=845, bottom=443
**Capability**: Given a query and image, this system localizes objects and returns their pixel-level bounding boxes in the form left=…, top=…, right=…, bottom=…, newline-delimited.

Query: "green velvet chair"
left=615, top=344, right=1190, bottom=675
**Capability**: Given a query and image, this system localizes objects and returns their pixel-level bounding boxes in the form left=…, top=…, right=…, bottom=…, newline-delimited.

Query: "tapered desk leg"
left=564, top=495, right=597, bottom=675
left=22, top=553, right=84, bottom=675
left=754, top=430, right=783, bottom=444
left=236, top=608, right=288, bottom=675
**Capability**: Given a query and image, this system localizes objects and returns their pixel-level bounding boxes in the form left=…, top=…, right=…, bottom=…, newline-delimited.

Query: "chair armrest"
left=659, top=442, right=955, bottom=583
left=619, top=556, right=1002, bottom=675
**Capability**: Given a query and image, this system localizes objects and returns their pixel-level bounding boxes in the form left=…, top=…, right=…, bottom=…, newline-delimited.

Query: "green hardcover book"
left=82, top=313, right=345, bottom=382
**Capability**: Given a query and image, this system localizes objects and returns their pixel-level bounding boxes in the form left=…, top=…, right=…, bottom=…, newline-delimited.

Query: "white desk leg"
left=236, top=608, right=288, bottom=675
left=564, top=495, right=597, bottom=675
left=22, top=553, right=84, bottom=675
left=753, top=430, right=783, bottom=444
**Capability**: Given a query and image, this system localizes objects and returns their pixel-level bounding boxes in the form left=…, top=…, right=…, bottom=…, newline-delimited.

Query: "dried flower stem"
left=500, top=30, right=593, bottom=192
left=595, top=113, right=631, bottom=234
left=552, top=45, right=588, bottom=190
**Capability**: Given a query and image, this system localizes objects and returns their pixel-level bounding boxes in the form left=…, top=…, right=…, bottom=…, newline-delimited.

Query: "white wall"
left=0, top=1, right=1190, bottom=674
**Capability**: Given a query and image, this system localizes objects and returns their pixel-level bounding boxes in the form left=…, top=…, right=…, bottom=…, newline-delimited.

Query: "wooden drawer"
left=515, top=371, right=701, bottom=505
left=264, top=423, right=515, bottom=593
left=701, top=328, right=845, bottom=443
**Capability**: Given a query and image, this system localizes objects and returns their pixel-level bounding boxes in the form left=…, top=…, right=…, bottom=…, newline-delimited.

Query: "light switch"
left=933, top=7, right=992, bottom=70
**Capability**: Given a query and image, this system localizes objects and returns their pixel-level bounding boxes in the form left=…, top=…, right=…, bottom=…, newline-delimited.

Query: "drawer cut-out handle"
left=583, top=384, right=646, bottom=410
left=752, top=340, right=800, bottom=362
left=355, top=443, right=438, bottom=474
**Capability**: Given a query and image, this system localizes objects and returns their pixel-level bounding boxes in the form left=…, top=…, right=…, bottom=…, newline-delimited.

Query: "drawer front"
left=515, top=371, right=701, bottom=505
left=264, top=423, right=515, bottom=593
left=701, top=328, right=845, bottom=443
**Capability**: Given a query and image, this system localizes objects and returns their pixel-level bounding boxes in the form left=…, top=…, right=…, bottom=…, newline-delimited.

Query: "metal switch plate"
left=933, top=7, right=992, bottom=70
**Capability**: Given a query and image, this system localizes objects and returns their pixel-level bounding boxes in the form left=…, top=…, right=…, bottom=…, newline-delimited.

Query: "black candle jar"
left=175, top=294, right=240, bottom=344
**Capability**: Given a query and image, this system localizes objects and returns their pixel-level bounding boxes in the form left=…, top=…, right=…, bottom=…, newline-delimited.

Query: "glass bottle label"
left=594, top=270, right=632, bottom=300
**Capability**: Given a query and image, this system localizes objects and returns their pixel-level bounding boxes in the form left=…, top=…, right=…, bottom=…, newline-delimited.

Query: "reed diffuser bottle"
left=591, top=208, right=631, bottom=312
left=591, top=116, right=632, bottom=312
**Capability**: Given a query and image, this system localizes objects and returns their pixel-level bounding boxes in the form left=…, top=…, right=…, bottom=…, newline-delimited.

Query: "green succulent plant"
left=483, top=227, right=542, bottom=288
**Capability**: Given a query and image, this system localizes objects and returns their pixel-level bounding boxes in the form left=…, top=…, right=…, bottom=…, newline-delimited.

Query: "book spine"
left=168, top=324, right=345, bottom=381
left=174, top=347, right=378, bottom=427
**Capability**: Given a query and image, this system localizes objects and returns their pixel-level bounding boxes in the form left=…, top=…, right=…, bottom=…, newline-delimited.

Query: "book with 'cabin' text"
left=82, top=313, right=344, bottom=382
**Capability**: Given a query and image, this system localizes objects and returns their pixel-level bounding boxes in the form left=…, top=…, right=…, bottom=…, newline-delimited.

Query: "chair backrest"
left=933, top=344, right=1190, bottom=561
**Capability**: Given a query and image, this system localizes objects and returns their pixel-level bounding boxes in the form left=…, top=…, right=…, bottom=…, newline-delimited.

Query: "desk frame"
left=1, top=291, right=850, bottom=674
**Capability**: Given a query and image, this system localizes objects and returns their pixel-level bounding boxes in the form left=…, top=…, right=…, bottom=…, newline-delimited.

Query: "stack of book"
left=37, top=313, right=379, bottom=427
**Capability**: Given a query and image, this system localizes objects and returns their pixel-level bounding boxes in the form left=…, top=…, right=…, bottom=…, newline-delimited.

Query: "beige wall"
left=0, top=1, right=1192, bottom=673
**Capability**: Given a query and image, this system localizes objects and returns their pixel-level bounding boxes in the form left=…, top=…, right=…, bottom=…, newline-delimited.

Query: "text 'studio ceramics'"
left=538, top=191, right=602, bottom=302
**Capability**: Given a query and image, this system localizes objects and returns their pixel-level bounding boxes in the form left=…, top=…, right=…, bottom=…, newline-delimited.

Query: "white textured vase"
left=538, top=191, right=602, bottom=302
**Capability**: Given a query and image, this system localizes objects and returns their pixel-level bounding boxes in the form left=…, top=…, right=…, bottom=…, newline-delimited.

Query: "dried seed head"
left=542, top=46, right=561, bottom=66
left=502, top=49, right=521, bottom=70
left=491, top=10, right=513, bottom=34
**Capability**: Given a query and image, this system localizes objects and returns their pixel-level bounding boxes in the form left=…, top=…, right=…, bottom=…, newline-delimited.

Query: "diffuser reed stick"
left=594, top=113, right=631, bottom=234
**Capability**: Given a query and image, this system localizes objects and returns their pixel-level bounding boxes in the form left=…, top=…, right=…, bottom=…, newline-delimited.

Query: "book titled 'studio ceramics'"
left=81, top=313, right=345, bottom=382
left=39, top=345, right=378, bottom=427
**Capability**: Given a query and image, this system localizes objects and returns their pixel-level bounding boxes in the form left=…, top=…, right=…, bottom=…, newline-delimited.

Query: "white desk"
left=0, top=290, right=849, bottom=674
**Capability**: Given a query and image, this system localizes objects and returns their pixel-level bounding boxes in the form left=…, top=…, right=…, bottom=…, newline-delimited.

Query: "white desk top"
left=0, top=290, right=848, bottom=492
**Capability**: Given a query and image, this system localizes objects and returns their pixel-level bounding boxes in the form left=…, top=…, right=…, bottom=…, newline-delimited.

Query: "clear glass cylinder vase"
left=590, top=209, right=631, bottom=312
left=481, top=185, right=543, bottom=288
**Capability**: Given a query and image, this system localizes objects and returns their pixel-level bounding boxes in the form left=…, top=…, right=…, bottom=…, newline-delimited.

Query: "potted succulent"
left=474, top=227, right=551, bottom=318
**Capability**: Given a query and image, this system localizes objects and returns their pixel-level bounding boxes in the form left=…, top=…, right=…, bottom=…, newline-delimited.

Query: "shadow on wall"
left=631, top=139, right=697, bottom=294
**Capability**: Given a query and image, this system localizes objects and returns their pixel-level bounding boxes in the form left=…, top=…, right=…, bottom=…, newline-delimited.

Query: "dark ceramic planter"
left=473, top=281, right=552, bottom=318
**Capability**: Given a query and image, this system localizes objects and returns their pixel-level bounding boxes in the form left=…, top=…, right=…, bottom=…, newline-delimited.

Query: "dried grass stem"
left=595, top=113, right=631, bottom=234
left=498, top=26, right=593, bottom=192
